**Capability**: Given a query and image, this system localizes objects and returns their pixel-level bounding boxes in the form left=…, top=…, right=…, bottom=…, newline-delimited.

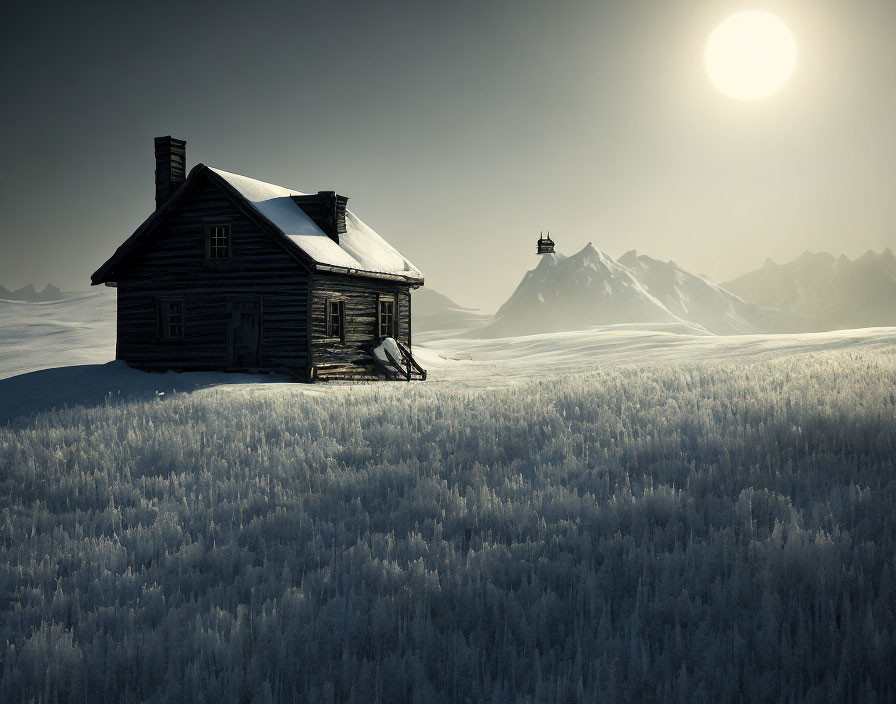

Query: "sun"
left=705, top=11, right=797, bottom=101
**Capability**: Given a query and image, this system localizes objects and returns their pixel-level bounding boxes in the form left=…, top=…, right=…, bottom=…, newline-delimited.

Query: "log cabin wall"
left=309, top=272, right=411, bottom=380
left=113, top=177, right=309, bottom=374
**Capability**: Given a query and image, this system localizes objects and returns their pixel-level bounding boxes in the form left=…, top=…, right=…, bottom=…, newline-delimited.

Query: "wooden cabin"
left=91, top=136, right=425, bottom=381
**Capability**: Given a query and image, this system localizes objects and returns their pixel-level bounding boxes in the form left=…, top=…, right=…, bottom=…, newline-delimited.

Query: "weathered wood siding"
left=113, top=176, right=309, bottom=374
left=309, top=273, right=411, bottom=380
left=399, top=288, right=411, bottom=346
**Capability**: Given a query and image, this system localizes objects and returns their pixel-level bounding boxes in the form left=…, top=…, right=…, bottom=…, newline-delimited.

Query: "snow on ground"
left=0, top=290, right=296, bottom=423
left=372, top=336, right=403, bottom=364
left=2, top=288, right=896, bottom=423
left=0, top=288, right=116, bottom=379
left=418, top=324, right=896, bottom=387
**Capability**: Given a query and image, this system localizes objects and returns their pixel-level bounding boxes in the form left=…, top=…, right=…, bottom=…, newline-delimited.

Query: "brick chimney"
left=292, top=191, right=349, bottom=243
left=154, top=136, right=187, bottom=209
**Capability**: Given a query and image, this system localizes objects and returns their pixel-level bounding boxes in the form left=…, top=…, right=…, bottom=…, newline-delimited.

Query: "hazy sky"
left=1, top=0, right=894, bottom=311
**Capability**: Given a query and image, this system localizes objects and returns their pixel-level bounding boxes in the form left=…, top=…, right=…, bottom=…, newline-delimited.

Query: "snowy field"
left=2, top=289, right=895, bottom=420
left=0, top=288, right=116, bottom=380
left=1, top=295, right=896, bottom=701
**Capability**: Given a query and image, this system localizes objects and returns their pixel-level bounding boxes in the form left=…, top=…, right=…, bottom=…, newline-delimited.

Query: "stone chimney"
left=292, top=191, right=349, bottom=243
left=154, top=136, right=187, bottom=209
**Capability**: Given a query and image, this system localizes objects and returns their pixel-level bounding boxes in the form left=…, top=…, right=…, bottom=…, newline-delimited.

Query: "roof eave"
left=314, top=263, right=424, bottom=286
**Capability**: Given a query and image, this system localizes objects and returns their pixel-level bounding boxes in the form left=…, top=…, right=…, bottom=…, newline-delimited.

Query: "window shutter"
left=155, top=297, right=165, bottom=340
left=392, top=294, right=398, bottom=338
left=338, top=301, right=345, bottom=341
left=376, top=296, right=382, bottom=339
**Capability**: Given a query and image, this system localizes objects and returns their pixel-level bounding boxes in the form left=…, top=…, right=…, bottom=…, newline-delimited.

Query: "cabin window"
left=326, top=299, right=345, bottom=340
left=205, top=224, right=231, bottom=261
left=157, top=298, right=185, bottom=340
left=378, top=296, right=395, bottom=339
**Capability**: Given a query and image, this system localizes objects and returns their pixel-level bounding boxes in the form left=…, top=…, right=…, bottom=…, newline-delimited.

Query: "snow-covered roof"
left=209, top=167, right=422, bottom=282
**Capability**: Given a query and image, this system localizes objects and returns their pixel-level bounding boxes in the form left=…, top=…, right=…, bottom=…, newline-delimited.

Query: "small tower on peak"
left=536, top=231, right=555, bottom=254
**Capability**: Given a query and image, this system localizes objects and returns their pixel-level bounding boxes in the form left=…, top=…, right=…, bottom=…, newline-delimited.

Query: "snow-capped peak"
left=723, top=248, right=896, bottom=330
left=617, top=251, right=783, bottom=334
left=475, top=245, right=688, bottom=337
left=534, top=251, right=567, bottom=270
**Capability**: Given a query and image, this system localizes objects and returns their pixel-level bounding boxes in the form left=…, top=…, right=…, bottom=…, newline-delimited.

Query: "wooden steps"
left=373, top=340, right=427, bottom=381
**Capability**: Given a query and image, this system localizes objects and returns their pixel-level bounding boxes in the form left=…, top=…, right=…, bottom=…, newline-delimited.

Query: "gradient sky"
left=1, top=0, right=894, bottom=312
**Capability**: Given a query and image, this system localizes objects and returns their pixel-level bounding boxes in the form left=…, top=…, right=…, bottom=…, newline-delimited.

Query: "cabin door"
left=226, top=296, right=262, bottom=369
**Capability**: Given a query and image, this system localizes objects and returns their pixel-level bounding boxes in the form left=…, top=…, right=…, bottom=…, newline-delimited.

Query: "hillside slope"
left=411, top=287, right=490, bottom=338
left=618, top=251, right=789, bottom=334
left=0, top=289, right=115, bottom=379
left=723, top=249, right=896, bottom=330
left=476, top=244, right=696, bottom=338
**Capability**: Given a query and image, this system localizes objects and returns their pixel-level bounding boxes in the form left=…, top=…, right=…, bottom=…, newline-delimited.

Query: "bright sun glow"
left=705, top=11, right=797, bottom=101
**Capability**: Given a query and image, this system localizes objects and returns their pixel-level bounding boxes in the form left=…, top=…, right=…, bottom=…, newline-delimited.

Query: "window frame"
left=377, top=294, right=396, bottom=340
left=156, top=297, right=185, bottom=341
left=204, top=222, right=232, bottom=263
left=325, top=297, right=345, bottom=341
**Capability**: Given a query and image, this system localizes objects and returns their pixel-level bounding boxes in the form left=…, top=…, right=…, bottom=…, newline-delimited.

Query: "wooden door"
left=226, top=296, right=262, bottom=369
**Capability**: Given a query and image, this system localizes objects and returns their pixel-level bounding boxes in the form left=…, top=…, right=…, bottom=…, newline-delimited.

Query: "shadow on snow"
left=0, top=361, right=288, bottom=425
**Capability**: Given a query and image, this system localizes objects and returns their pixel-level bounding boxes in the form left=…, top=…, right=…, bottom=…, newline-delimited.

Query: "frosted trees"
left=1, top=348, right=895, bottom=701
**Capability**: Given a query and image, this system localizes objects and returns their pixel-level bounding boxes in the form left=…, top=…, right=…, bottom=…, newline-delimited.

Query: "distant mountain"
left=618, top=251, right=789, bottom=334
left=0, top=283, right=63, bottom=302
left=723, top=249, right=896, bottom=330
left=475, top=244, right=695, bottom=338
left=412, top=287, right=490, bottom=335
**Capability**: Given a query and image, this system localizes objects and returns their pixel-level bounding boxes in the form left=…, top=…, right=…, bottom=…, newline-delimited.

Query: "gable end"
left=91, top=165, right=314, bottom=285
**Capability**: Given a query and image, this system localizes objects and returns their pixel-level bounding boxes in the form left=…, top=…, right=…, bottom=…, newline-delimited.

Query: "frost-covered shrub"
left=1, top=349, right=895, bottom=702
